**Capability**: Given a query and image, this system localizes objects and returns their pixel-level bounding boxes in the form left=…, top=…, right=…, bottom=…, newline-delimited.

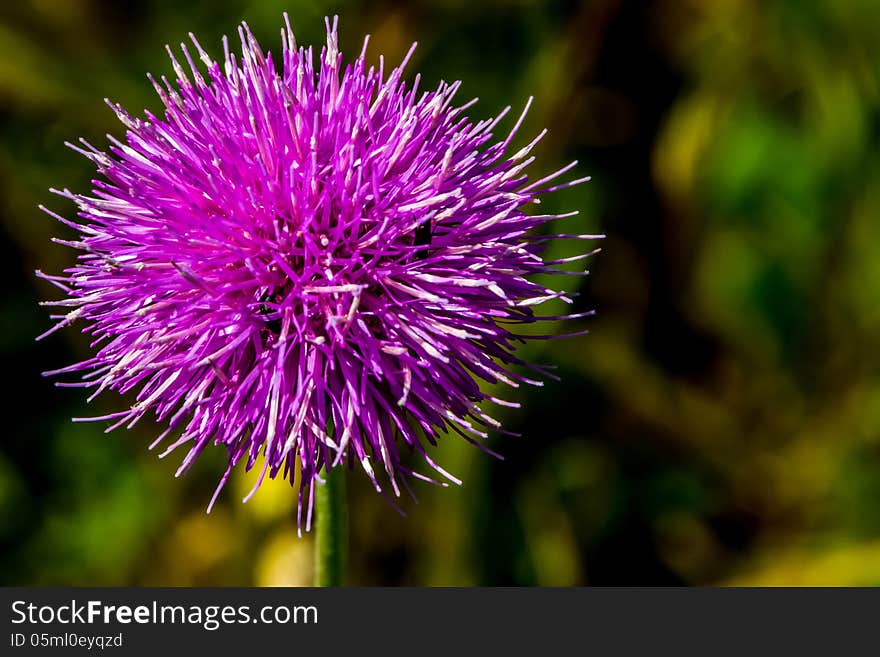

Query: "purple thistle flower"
left=38, top=16, right=598, bottom=529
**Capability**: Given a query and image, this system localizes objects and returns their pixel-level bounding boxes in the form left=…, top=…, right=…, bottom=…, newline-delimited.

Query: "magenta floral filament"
left=38, top=16, right=598, bottom=530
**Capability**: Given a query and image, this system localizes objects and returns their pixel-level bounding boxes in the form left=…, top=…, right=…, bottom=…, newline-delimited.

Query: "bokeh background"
left=2, top=0, right=880, bottom=586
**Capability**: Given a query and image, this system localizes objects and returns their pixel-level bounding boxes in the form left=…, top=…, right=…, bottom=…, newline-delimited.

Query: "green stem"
left=314, top=465, right=348, bottom=586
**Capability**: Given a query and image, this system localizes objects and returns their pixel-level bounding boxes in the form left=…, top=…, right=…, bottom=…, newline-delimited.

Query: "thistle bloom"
left=38, top=16, right=597, bottom=528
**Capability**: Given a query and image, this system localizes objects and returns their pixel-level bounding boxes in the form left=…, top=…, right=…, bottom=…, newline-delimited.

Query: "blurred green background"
left=2, top=0, right=880, bottom=586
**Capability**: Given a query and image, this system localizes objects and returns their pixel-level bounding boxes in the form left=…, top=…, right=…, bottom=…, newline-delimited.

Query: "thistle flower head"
left=38, top=16, right=597, bottom=528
